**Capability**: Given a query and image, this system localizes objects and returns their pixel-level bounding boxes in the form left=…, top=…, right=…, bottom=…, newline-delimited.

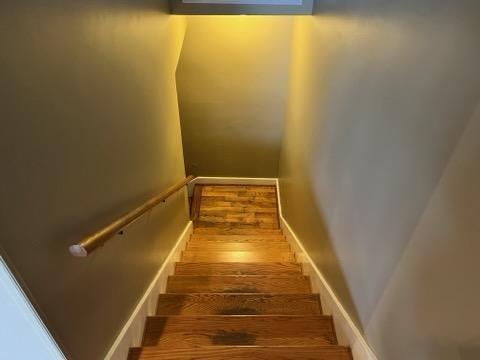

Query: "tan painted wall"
left=366, top=105, right=480, bottom=359
left=176, top=16, right=293, bottom=177
left=0, top=2, right=187, bottom=359
left=279, top=1, right=480, bottom=358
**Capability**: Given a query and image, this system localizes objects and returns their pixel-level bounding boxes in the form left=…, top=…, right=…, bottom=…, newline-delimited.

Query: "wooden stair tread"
left=182, top=251, right=295, bottom=262
left=156, top=293, right=321, bottom=315
left=201, top=195, right=277, bottom=202
left=200, top=207, right=278, bottom=214
left=129, top=345, right=352, bottom=360
left=202, top=190, right=277, bottom=197
left=194, top=228, right=282, bottom=235
left=166, top=275, right=311, bottom=293
left=175, top=262, right=303, bottom=275
left=142, top=315, right=336, bottom=347
left=191, top=234, right=286, bottom=242
left=198, top=214, right=277, bottom=222
left=202, top=185, right=276, bottom=192
left=128, top=184, right=351, bottom=360
left=196, top=222, right=279, bottom=230
left=186, top=242, right=290, bottom=251
left=200, top=200, right=278, bottom=209
left=129, top=346, right=352, bottom=360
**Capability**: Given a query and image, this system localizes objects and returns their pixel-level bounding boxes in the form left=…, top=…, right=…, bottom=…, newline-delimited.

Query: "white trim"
left=187, top=176, right=277, bottom=196
left=0, top=257, right=66, bottom=360
left=275, top=180, right=378, bottom=360
left=104, top=221, right=193, bottom=360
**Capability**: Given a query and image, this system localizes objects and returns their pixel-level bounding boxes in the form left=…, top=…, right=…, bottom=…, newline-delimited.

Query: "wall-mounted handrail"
left=69, top=175, right=195, bottom=257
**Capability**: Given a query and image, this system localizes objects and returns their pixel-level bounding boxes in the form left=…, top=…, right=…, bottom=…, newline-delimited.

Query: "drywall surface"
left=279, top=0, right=480, bottom=358
left=177, top=16, right=293, bottom=177
left=0, top=256, right=65, bottom=359
left=0, top=2, right=188, bottom=359
left=366, top=104, right=480, bottom=359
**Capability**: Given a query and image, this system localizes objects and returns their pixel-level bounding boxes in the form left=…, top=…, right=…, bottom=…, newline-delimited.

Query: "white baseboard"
left=187, top=177, right=276, bottom=196
left=275, top=180, right=377, bottom=360
left=104, top=221, right=193, bottom=360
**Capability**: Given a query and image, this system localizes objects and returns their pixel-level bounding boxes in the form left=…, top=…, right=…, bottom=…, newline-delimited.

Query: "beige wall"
left=366, top=105, right=480, bottom=359
left=0, top=2, right=188, bottom=359
left=279, top=0, right=480, bottom=358
left=176, top=16, right=293, bottom=177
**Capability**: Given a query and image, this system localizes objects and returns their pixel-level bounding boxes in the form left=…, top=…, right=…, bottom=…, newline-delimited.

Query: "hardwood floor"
left=128, top=185, right=352, bottom=360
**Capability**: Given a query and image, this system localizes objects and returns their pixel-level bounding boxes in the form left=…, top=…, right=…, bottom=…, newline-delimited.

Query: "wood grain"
left=142, top=315, right=336, bottom=347
left=194, top=228, right=282, bottom=235
left=128, top=184, right=351, bottom=360
left=196, top=221, right=279, bottom=230
left=129, top=346, right=353, bottom=360
left=186, top=242, right=290, bottom=252
left=190, top=184, right=203, bottom=224
left=202, top=185, right=276, bottom=193
left=181, top=251, right=295, bottom=263
left=196, top=185, right=279, bottom=230
left=166, top=275, right=311, bottom=293
left=175, top=262, right=303, bottom=275
left=155, top=294, right=322, bottom=316
left=190, top=234, right=286, bottom=242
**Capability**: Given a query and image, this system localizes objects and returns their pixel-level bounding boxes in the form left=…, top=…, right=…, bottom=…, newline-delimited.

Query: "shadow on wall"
left=364, top=108, right=480, bottom=360
left=280, top=170, right=363, bottom=329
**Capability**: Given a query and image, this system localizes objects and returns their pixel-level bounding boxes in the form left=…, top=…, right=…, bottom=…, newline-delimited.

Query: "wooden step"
left=202, top=186, right=276, bottom=194
left=201, top=195, right=277, bottom=203
left=129, top=346, right=353, bottom=360
left=200, top=199, right=278, bottom=209
left=156, top=294, right=322, bottom=315
left=191, top=234, right=285, bottom=242
left=194, top=228, right=282, bottom=235
left=198, top=213, right=278, bottom=223
left=186, top=242, right=290, bottom=252
left=142, top=315, right=336, bottom=347
left=181, top=251, right=295, bottom=263
left=166, top=276, right=311, bottom=293
left=196, top=222, right=279, bottom=230
left=175, top=262, right=303, bottom=275
left=200, top=207, right=278, bottom=214
left=202, top=185, right=276, bottom=193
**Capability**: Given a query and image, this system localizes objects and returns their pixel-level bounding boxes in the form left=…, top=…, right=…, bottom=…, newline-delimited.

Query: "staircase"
left=128, top=185, right=352, bottom=359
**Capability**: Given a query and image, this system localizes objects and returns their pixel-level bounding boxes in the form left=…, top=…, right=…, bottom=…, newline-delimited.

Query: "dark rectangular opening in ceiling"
left=170, top=0, right=313, bottom=15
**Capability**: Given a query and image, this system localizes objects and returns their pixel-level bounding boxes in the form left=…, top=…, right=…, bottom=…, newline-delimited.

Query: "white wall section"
left=0, top=257, right=66, bottom=360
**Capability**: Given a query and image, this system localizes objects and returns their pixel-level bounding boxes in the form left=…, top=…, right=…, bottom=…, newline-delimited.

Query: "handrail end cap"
left=69, top=244, right=88, bottom=257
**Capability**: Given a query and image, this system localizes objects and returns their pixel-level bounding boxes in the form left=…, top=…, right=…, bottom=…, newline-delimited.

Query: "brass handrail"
left=69, top=175, right=195, bottom=257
